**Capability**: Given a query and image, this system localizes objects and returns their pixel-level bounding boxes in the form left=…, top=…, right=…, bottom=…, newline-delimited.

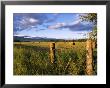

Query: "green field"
left=14, top=42, right=97, bottom=75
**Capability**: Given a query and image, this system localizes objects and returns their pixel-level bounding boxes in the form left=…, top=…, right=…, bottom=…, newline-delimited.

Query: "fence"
left=49, top=40, right=95, bottom=75
left=16, top=40, right=95, bottom=75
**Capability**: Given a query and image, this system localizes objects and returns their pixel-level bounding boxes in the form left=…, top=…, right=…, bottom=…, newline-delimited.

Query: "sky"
left=13, top=13, right=94, bottom=39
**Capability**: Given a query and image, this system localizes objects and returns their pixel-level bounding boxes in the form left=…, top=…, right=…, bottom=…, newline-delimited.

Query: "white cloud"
left=29, top=18, right=39, bottom=23
left=48, top=20, right=81, bottom=30
left=16, top=17, right=39, bottom=30
left=67, top=20, right=80, bottom=26
left=48, top=22, right=66, bottom=29
left=48, top=19, right=93, bottom=32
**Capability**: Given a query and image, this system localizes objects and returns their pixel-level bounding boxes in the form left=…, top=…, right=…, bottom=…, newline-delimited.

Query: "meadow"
left=13, top=42, right=97, bottom=75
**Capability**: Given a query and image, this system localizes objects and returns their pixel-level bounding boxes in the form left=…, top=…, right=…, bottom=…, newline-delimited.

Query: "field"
left=14, top=42, right=97, bottom=75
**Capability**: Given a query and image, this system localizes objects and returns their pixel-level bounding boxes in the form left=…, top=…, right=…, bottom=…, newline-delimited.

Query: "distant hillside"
left=14, top=36, right=66, bottom=42
left=14, top=35, right=87, bottom=42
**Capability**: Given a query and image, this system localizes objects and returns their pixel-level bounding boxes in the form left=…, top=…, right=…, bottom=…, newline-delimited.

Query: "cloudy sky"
left=13, top=13, right=94, bottom=39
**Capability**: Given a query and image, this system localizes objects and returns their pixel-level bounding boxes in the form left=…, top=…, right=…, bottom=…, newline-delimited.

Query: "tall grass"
left=14, top=42, right=97, bottom=75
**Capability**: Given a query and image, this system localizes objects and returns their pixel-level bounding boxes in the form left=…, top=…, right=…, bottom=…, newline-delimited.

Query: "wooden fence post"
left=50, top=42, right=55, bottom=63
left=92, top=41, right=96, bottom=49
left=86, top=39, right=93, bottom=75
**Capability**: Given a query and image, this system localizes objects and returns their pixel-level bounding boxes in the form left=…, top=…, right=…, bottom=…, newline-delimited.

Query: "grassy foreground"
left=13, top=42, right=97, bottom=75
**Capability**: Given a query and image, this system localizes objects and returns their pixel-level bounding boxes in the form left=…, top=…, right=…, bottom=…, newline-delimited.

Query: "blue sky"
left=13, top=13, right=94, bottom=39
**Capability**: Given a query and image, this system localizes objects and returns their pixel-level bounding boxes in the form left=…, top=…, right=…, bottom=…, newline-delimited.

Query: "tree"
left=80, top=13, right=97, bottom=41
left=89, top=26, right=97, bottom=48
left=80, top=13, right=97, bottom=25
left=80, top=13, right=97, bottom=75
left=89, top=26, right=97, bottom=40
